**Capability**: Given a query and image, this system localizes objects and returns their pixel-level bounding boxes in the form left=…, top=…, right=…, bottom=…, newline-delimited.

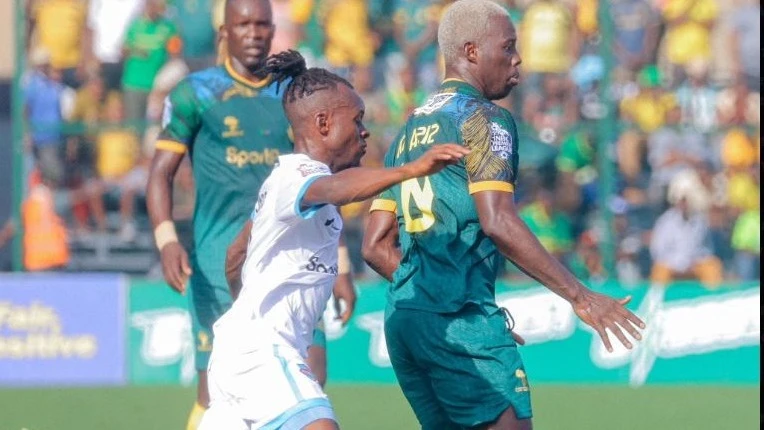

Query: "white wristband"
left=154, top=220, right=179, bottom=251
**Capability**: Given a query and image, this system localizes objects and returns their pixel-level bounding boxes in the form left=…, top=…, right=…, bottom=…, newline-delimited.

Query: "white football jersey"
left=212, top=153, right=342, bottom=358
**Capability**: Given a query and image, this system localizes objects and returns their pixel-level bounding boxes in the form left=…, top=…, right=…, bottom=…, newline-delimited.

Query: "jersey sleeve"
left=156, top=80, right=200, bottom=154
left=369, top=135, right=400, bottom=214
left=461, top=107, right=519, bottom=194
left=275, top=159, right=332, bottom=221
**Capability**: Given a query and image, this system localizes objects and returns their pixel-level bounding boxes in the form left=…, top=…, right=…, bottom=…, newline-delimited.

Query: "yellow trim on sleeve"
left=369, top=199, right=397, bottom=213
left=156, top=139, right=188, bottom=154
left=225, top=59, right=272, bottom=88
left=468, top=181, right=515, bottom=194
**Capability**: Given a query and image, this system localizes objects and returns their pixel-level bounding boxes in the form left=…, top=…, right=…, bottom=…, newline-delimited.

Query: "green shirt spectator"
left=732, top=210, right=760, bottom=254
left=122, top=14, right=181, bottom=92
left=519, top=199, right=574, bottom=256
left=175, top=0, right=216, bottom=62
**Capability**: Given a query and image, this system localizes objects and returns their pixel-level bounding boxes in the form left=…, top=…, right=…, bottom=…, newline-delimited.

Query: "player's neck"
left=294, top=141, right=335, bottom=172
left=443, top=66, right=485, bottom=95
left=228, top=57, right=269, bottom=82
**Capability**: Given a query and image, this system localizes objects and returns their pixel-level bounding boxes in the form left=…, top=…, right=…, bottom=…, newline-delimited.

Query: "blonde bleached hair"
left=438, top=0, right=511, bottom=67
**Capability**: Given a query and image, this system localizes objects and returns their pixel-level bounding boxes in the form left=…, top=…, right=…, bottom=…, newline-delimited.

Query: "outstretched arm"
left=225, top=220, right=252, bottom=300
left=301, top=144, right=468, bottom=209
left=473, top=191, right=645, bottom=352
left=362, top=210, right=400, bottom=282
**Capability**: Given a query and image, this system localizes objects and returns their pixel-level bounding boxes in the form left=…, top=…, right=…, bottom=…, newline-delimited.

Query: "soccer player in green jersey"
left=146, top=1, right=355, bottom=428
left=362, top=2, right=646, bottom=429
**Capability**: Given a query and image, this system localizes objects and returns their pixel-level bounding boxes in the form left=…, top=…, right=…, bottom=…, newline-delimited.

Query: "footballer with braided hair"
left=199, top=50, right=470, bottom=429
left=147, top=2, right=357, bottom=428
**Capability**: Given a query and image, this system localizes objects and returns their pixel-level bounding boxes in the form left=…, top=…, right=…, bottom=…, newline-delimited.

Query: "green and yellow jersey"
left=371, top=79, right=520, bottom=314
left=158, top=59, right=293, bottom=303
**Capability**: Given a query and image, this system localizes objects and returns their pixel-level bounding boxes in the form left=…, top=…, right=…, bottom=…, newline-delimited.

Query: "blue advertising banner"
left=0, top=273, right=126, bottom=386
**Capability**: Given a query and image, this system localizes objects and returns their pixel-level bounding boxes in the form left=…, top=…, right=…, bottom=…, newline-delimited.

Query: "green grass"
left=0, top=385, right=758, bottom=430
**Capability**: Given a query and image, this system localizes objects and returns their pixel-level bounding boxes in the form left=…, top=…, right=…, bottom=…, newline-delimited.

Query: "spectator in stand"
left=650, top=178, right=723, bottom=288
left=392, top=0, right=442, bottom=92
left=66, top=72, right=109, bottom=237
left=22, top=169, right=71, bottom=272
left=322, top=0, right=377, bottom=92
left=518, top=0, right=579, bottom=91
left=731, top=203, right=760, bottom=281
left=659, top=0, right=718, bottom=85
left=94, top=94, right=145, bottom=242
left=716, top=78, right=760, bottom=128
left=728, top=0, right=760, bottom=91
left=646, top=105, right=707, bottom=211
left=522, top=73, right=579, bottom=146
left=610, top=0, right=661, bottom=74
left=87, top=0, right=145, bottom=93
left=519, top=188, right=574, bottom=262
left=386, top=63, right=427, bottom=125
left=122, top=0, right=182, bottom=127
left=175, top=0, right=217, bottom=72
left=25, top=47, right=66, bottom=189
left=28, top=0, right=89, bottom=89
left=675, top=58, right=718, bottom=135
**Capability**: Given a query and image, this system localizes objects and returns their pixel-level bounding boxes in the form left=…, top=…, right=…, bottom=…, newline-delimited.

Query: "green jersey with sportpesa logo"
left=157, top=59, right=292, bottom=368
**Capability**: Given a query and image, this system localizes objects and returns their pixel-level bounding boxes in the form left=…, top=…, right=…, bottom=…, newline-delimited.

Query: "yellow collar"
left=225, top=59, right=272, bottom=89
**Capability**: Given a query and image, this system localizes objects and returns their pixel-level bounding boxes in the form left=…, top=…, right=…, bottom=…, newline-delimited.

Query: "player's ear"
left=465, top=41, right=478, bottom=64
left=315, top=111, right=330, bottom=136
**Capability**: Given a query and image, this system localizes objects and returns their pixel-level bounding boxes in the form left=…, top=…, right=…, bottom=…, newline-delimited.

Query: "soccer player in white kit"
left=198, top=50, right=470, bottom=430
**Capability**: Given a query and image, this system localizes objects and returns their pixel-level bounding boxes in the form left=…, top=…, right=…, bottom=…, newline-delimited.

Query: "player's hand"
left=406, top=144, right=470, bottom=177
left=572, top=291, right=646, bottom=352
left=159, top=242, right=192, bottom=294
left=332, top=274, right=357, bottom=326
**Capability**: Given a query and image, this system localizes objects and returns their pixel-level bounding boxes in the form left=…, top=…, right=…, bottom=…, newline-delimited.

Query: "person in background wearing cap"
left=649, top=171, right=724, bottom=288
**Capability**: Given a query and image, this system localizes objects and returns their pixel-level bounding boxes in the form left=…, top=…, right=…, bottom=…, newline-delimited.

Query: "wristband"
left=154, top=220, right=179, bottom=251
left=338, top=246, right=351, bottom=275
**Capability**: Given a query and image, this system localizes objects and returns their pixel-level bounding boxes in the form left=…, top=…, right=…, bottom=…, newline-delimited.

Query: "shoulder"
left=172, top=66, right=229, bottom=99
left=257, top=77, right=290, bottom=101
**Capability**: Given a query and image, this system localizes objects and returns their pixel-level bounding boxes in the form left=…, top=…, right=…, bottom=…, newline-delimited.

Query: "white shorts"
left=201, top=344, right=336, bottom=429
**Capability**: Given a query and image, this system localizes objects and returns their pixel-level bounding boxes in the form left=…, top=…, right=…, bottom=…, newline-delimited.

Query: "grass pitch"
left=0, top=384, right=758, bottom=430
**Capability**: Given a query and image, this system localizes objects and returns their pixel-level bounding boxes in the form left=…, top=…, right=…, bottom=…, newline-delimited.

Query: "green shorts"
left=189, top=276, right=328, bottom=371
left=384, top=304, right=532, bottom=429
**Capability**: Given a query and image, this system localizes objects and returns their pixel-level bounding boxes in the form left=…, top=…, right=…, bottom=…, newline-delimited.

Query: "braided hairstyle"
left=259, top=50, right=354, bottom=106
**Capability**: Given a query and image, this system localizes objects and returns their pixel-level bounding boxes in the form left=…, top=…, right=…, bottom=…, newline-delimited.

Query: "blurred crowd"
left=11, top=0, right=761, bottom=286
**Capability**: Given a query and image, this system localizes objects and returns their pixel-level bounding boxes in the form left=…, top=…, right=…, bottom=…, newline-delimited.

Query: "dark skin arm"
left=301, top=144, right=468, bottom=209
left=226, top=219, right=252, bottom=300
left=332, top=233, right=357, bottom=325
left=146, top=149, right=192, bottom=294
left=361, top=210, right=401, bottom=282
left=474, top=191, right=645, bottom=352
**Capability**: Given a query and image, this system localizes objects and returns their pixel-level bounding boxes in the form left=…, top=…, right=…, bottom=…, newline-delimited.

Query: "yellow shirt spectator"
left=519, top=0, right=574, bottom=73
left=32, top=0, right=87, bottom=70
left=727, top=172, right=760, bottom=212
left=620, top=91, right=676, bottom=133
left=97, top=129, right=140, bottom=180
left=662, top=0, right=718, bottom=65
left=323, top=0, right=374, bottom=68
